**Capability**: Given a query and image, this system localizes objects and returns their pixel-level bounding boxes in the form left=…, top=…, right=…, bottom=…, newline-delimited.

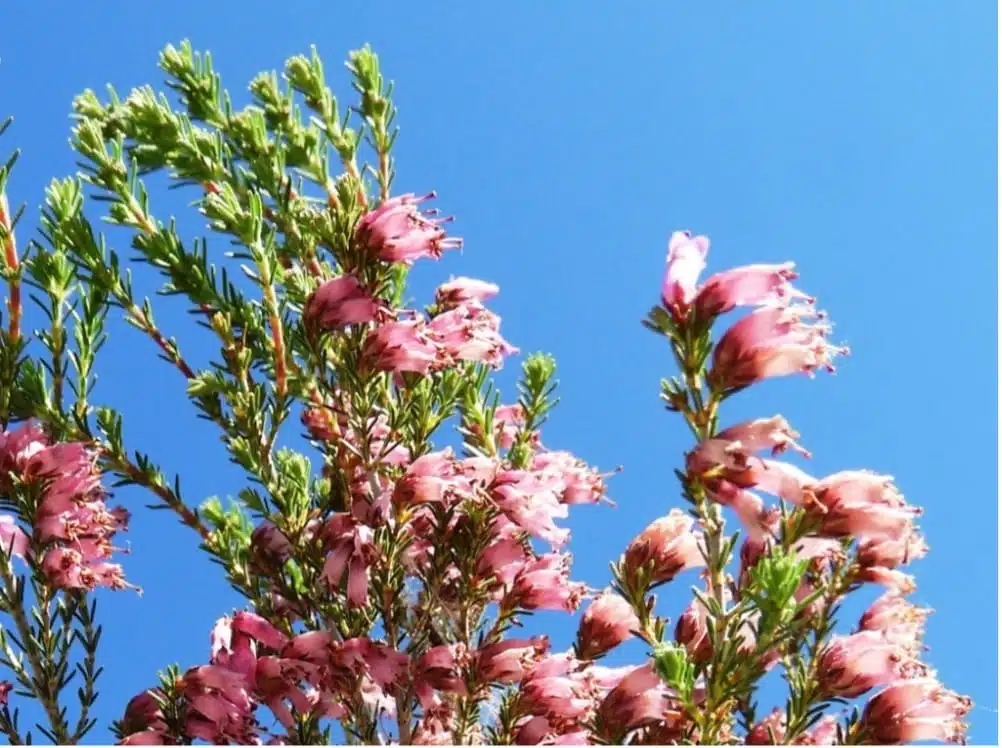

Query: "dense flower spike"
left=0, top=422, right=132, bottom=592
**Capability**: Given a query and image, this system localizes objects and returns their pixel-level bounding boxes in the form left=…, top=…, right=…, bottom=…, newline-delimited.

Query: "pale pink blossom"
left=475, top=637, right=548, bottom=684
left=858, top=594, right=930, bottom=655
left=361, top=319, right=439, bottom=374
left=661, top=231, right=709, bottom=317
left=356, top=192, right=461, bottom=264
left=490, top=469, right=569, bottom=547
left=435, top=277, right=499, bottom=310
left=428, top=300, right=518, bottom=369
left=860, top=677, right=972, bottom=744
left=694, top=262, right=812, bottom=319
left=622, top=509, right=704, bottom=586
left=503, top=553, right=587, bottom=613
left=576, top=590, right=640, bottom=659
left=817, top=631, right=925, bottom=698
left=811, top=471, right=920, bottom=540
left=709, top=304, right=847, bottom=391
left=414, top=645, right=467, bottom=708
left=746, top=707, right=786, bottom=744
left=532, top=450, right=610, bottom=505
left=0, top=514, right=28, bottom=558
left=690, top=415, right=811, bottom=472
left=798, top=715, right=839, bottom=745
left=703, top=480, right=778, bottom=539
left=595, top=665, right=670, bottom=738
left=304, top=274, right=382, bottom=329
left=321, top=514, right=376, bottom=608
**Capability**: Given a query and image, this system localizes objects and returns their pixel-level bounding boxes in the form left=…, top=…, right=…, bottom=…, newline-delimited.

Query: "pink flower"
left=519, top=655, right=594, bottom=727
left=490, top=469, right=569, bottom=547
left=709, top=304, right=847, bottom=392
left=798, top=715, right=839, bottom=745
left=621, top=509, right=704, bottom=587
left=361, top=319, right=440, bottom=374
left=816, top=631, right=925, bottom=698
left=576, top=590, right=640, bottom=659
left=675, top=596, right=714, bottom=663
left=232, top=611, right=289, bottom=652
left=392, top=450, right=465, bottom=510
left=858, top=594, right=930, bottom=656
left=531, top=451, right=610, bottom=505
left=661, top=231, right=709, bottom=318
left=0, top=681, right=9, bottom=706
left=210, top=616, right=257, bottom=682
left=703, top=480, right=779, bottom=539
left=356, top=192, right=462, bottom=264
left=414, top=645, right=467, bottom=708
left=595, top=665, right=669, bottom=738
left=0, top=514, right=28, bottom=559
left=0, top=422, right=48, bottom=478
left=321, top=514, right=377, bottom=608
left=690, top=415, right=811, bottom=473
left=856, top=528, right=928, bottom=593
left=860, top=678, right=971, bottom=744
left=503, top=553, right=587, bottom=613
left=119, top=689, right=167, bottom=735
left=810, top=471, right=920, bottom=540
left=304, top=274, right=381, bottom=329
left=428, top=301, right=518, bottom=369
left=435, top=277, right=499, bottom=310
left=694, top=262, right=812, bottom=319
left=120, top=731, right=168, bottom=745
left=250, top=521, right=293, bottom=565
left=476, top=518, right=529, bottom=589
left=746, top=707, right=786, bottom=744
left=475, top=637, right=548, bottom=684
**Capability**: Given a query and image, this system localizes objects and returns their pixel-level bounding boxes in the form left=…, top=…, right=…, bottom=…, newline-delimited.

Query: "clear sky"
left=0, top=2, right=996, bottom=744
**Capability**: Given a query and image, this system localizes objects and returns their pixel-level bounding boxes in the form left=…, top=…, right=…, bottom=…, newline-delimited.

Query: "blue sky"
left=0, top=2, right=996, bottom=744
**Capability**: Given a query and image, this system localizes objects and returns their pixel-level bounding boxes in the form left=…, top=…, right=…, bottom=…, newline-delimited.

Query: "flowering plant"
left=0, top=42, right=971, bottom=745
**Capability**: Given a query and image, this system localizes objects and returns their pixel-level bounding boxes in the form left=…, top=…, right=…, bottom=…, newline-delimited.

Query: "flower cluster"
left=0, top=42, right=971, bottom=745
left=0, top=422, right=131, bottom=592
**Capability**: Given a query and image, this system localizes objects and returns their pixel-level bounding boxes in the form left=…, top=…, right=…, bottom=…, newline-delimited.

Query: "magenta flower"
left=532, top=450, right=609, bottom=505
